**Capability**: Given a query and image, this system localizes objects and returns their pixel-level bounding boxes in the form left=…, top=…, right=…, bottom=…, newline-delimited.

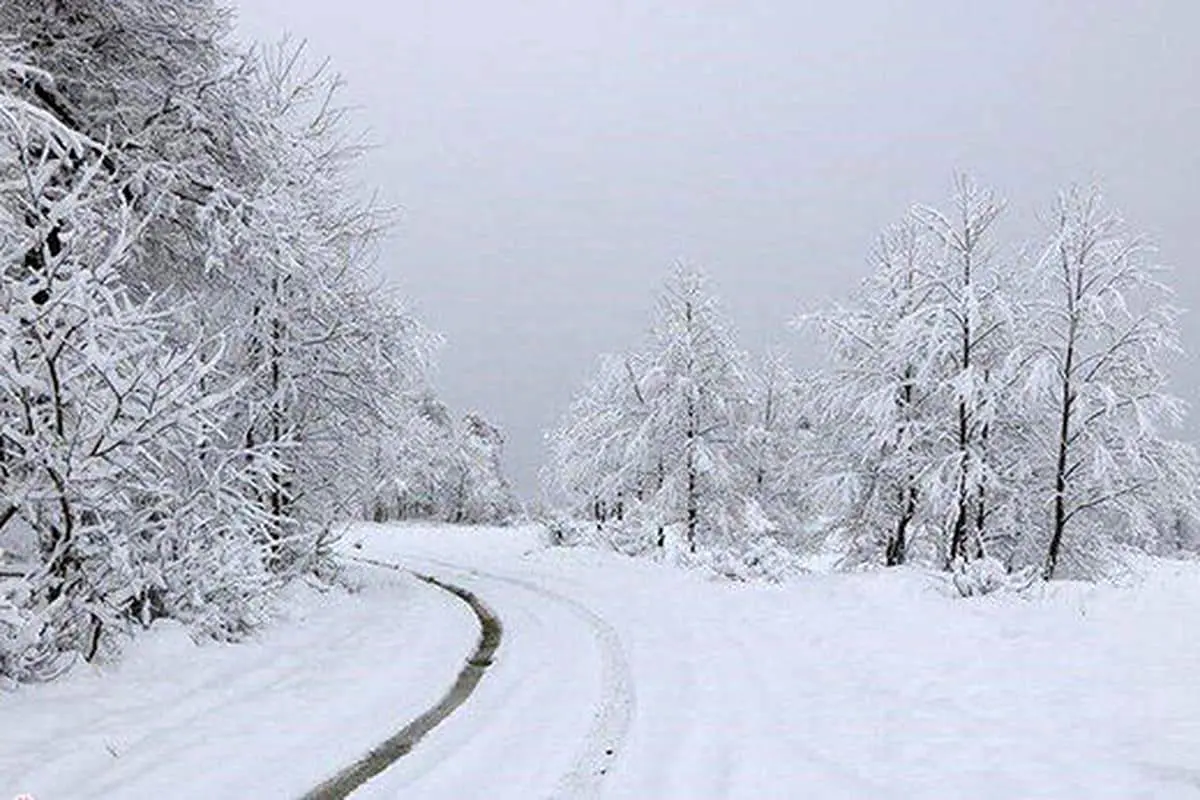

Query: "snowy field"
left=4, top=522, right=1200, bottom=798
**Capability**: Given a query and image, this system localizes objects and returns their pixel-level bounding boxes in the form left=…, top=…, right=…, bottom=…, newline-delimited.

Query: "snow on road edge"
left=0, top=563, right=477, bottom=800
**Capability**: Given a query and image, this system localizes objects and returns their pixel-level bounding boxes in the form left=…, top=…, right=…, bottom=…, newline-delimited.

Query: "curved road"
left=309, top=554, right=635, bottom=799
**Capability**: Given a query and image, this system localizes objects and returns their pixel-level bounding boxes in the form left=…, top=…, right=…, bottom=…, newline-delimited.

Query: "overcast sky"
left=233, top=0, right=1200, bottom=497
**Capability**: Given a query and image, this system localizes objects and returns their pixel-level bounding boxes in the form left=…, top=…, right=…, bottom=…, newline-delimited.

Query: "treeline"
left=547, top=178, right=1198, bottom=584
left=369, top=393, right=521, bottom=526
left=0, top=2, right=512, bottom=682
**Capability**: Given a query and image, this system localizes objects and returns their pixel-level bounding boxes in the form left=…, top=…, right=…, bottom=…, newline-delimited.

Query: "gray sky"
left=234, top=1, right=1200, bottom=498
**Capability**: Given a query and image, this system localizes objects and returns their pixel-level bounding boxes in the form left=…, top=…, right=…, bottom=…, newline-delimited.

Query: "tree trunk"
left=949, top=398, right=971, bottom=566
left=973, top=415, right=990, bottom=559
left=946, top=200, right=981, bottom=569
left=887, top=485, right=916, bottom=566
left=685, top=387, right=698, bottom=553
left=268, top=279, right=289, bottom=524
left=684, top=299, right=698, bottom=553
left=889, top=365, right=917, bottom=567
left=1045, top=372, right=1075, bottom=580
left=1045, top=253, right=1081, bottom=582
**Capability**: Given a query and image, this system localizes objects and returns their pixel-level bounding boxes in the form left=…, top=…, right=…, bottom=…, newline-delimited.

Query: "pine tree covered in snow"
left=636, top=267, right=757, bottom=553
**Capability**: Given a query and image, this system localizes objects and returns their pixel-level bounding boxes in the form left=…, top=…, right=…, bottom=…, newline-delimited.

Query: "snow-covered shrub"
left=951, top=557, right=1037, bottom=597
left=672, top=500, right=807, bottom=582
left=598, top=509, right=665, bottom=558
left=0, top=579, right=74, bottom=682
left=683, top=537, right=807, bottom=583
left=543, top=513, right=597, bottom=548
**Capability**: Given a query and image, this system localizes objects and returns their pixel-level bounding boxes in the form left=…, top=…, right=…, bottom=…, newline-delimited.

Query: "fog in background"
left=233, top=1, right=1200, bottom=498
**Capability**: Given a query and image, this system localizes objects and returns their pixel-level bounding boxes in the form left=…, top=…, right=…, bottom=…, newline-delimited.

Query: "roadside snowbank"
left=0, top=562, right=476, bottom=799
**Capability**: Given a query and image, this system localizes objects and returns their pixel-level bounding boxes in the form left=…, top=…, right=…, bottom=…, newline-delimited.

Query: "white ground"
left=0, top=562, right=477, bottom=799
left=3, top=522, right=1200, bottom=799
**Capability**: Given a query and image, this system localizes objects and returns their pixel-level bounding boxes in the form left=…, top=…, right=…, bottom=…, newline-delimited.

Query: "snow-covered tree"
left=0, top=0, right=249, bottom=292
left=0, top=3, right=441, bottom=679
left=804, top=178, right=1197, bottom=581
left=742, top=350, right=813, bottom=542
left=548, top=266, right=767, bottom=559
left=809, top=177, right=1035, bottom=569
left=1021, top=187, right=1198, bottom=578
left=1, top=0, right=435, bottom=565
left=366, top=393, right=458, bottom=522
left=910, top=175, right=1015, bottom=566
left=172, top=45, right=427, bottom=570
left=452, top=414, right=521, bottom=524
left=637, top=267, right=756, bottom=552
left=367, top=397, right=520, bottom=526
left=0, top=74, right=273, bottom=675
left=545, top=352, right=653, bottom=534
left=804, top=216, right=945, bottom=566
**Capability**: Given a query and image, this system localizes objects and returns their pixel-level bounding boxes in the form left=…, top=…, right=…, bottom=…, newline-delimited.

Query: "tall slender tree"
left=805, top=216, right=945, bottom=566
left=634, top=267, right=754, bottom=552
left=911, top=175, right=1010, bottom=566
left=1024, top=187, right=1198, bottom=578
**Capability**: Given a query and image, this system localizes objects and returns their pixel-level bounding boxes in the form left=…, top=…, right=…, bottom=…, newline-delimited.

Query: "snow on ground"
left=354, top=523, right=1200, bottom=799
left=3, top=521, right=1200, bottom=799
left=0, top=562, right=477, bottom=800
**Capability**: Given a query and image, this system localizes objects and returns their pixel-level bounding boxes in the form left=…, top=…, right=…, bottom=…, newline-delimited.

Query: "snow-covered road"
left=341, top=550, right=635, bottom=799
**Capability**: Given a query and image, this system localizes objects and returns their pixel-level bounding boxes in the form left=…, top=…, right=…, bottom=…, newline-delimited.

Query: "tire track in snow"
left=302, top=560, right=502, bottom=800
left=1138, top=762, right=1200, bottom=792
left=491, top=574, right=634, bottom=799
left=399, top=555, right=636, bottom=800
